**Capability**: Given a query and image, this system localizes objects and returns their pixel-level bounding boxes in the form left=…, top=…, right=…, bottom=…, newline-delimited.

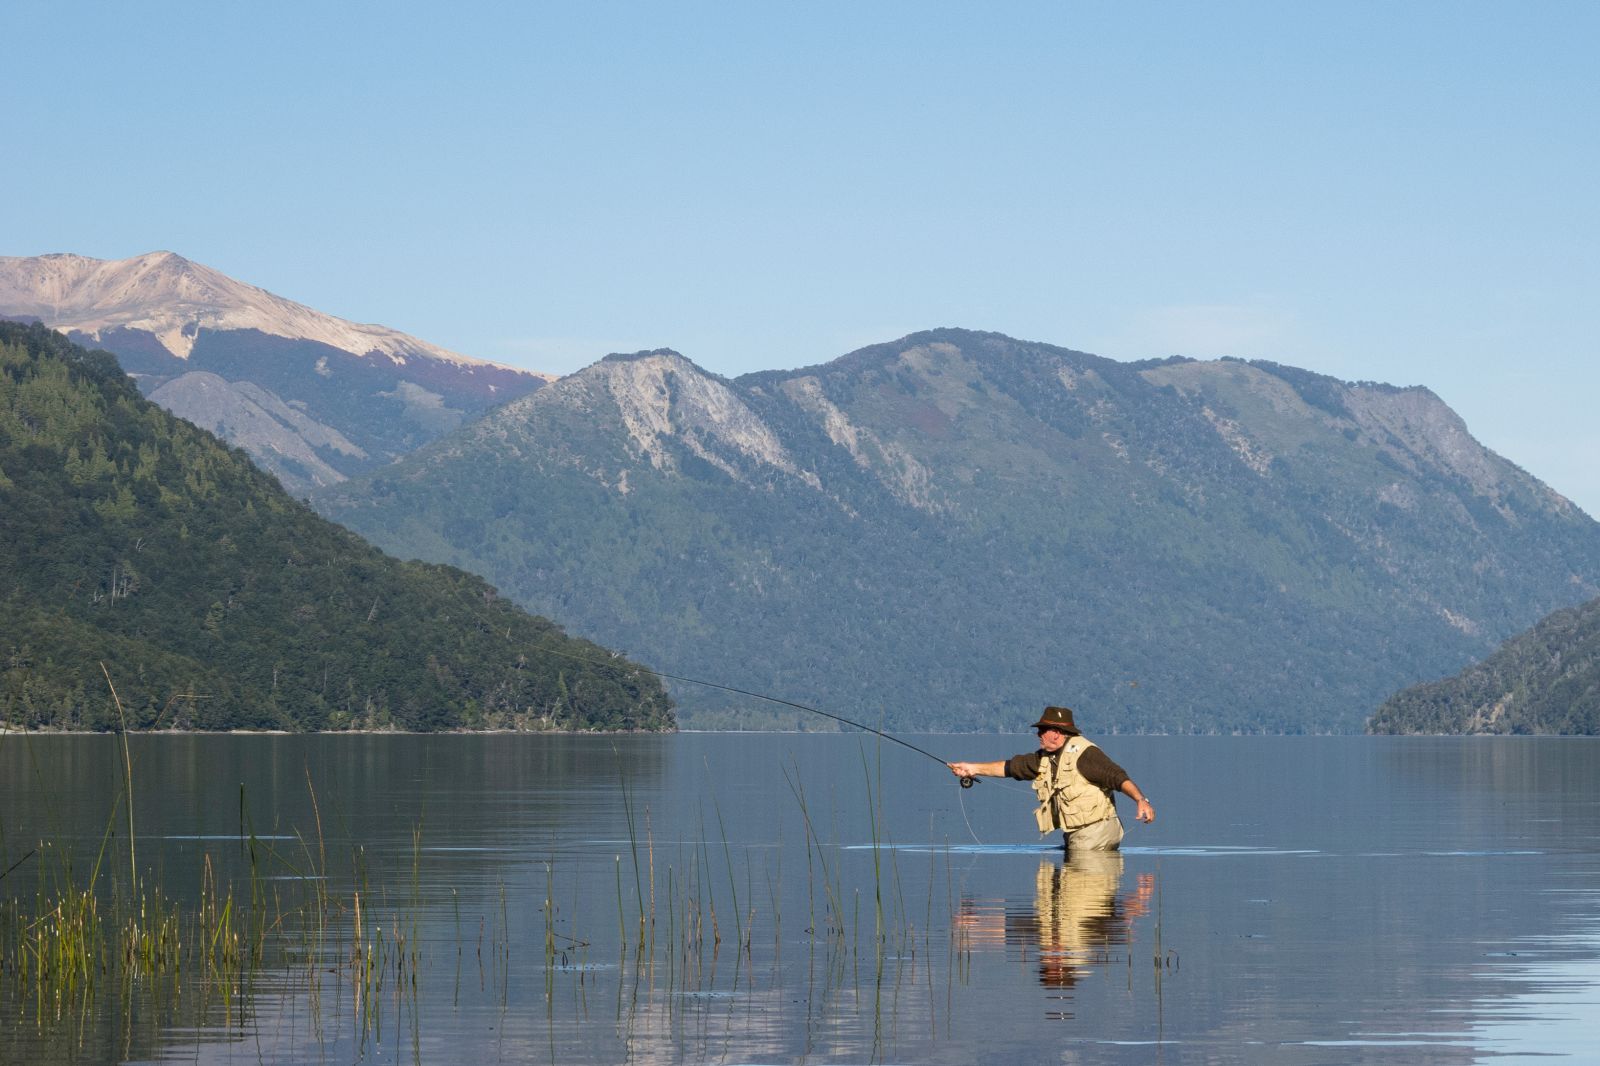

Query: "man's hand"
left=948, top=759, right=1004, bottom=782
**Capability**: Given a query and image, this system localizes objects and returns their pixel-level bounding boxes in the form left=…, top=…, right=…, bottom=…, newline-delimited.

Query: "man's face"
left=1037, top=726, right=1068, bottom=753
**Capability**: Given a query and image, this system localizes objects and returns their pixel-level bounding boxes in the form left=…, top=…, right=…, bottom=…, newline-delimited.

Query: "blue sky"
left=6, top=2, right=1598, bottom=514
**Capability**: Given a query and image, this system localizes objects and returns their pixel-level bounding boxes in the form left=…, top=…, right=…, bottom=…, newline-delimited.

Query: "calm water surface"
left=2, top=733, right=1597, bottom=1064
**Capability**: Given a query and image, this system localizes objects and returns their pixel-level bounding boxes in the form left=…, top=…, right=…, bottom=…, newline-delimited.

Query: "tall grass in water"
left=0, top=700, right=427, bottom=1054
left=2, top=673, right=251, bottom=1033
left=5, top=711, right=1173, bottom=1060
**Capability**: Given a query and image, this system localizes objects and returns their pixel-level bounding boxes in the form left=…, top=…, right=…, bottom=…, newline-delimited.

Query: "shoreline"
left=0, top=726, right=678, bottom=737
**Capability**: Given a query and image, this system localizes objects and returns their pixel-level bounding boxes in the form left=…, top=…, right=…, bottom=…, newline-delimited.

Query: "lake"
left=2, top=733, right=1597, bottom=1064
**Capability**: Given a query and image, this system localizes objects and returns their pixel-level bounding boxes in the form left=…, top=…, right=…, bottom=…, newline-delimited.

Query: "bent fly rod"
left=535, top=644, right=981, bottom=787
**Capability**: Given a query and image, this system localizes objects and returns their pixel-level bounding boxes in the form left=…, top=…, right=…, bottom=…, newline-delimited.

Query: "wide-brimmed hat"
left=1031, top=705, right=1079, bottom=735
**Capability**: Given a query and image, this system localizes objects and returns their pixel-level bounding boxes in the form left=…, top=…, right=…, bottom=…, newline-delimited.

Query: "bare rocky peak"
left=0, top=251, right=531, bottom=372
left=532, top=349, right=816, bottom=487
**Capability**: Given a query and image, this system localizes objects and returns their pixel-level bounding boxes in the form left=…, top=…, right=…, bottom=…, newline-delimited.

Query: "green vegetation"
left=1368, top=595, right=1600, bottom=734
left=2, top=761, right=430, bottom=1061
left=0, top=322, right=673, bottom=732
left=316, top=329, right=1600, bottom=734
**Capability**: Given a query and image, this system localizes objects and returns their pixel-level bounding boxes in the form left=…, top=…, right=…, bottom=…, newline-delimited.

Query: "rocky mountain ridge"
left=0, top=251, right=501, bottom=367
left=317, top=328, right=1600, bottom=733
left=0, top=252, right=548, bottom=493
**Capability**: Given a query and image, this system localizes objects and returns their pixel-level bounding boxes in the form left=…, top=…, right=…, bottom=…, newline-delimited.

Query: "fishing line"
left=445, top=587, right=1005, bottom=842
left=527, top=643, right=996, bottom=843
left=535, top=644, right=954, bottom=767
left=451, top=588, right=955, bottom=770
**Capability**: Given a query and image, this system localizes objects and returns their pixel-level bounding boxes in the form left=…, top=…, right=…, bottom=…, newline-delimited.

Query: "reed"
left=0, top=720, right=443, bottom=1057
left=543, top=863, right=555, bottom=1001
left=5, top=717, right=1065, bottom=1061
left=615, top=855, right=627, bottom=953
left=616, top=754, right=647, bottom=938
left=90, top=663, right=140, bottom=904
left=860, top=748, right=883, bottom=942
left=709, top=791, right=743, bottom=961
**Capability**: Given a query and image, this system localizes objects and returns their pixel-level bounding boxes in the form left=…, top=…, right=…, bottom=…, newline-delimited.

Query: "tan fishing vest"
left=1031, top=738, right=1118, bottom=834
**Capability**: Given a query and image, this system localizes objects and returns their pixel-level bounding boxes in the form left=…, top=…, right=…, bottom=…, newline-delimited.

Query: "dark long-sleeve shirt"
left=1004, top=744, right=1130, bottom=793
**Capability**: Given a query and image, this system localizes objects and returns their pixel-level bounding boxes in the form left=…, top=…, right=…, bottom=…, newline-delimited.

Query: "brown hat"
left=1032, top=705, right=1079, bottom=735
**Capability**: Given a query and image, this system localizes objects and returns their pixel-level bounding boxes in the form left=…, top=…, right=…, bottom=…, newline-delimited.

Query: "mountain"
left=0, top=321, right=673, bottom=733
left=313, top=328, right=1600, bottom=734
left=0, top=252, right=547, bottom=494
left=1368, top=595, right=1600, bottom=734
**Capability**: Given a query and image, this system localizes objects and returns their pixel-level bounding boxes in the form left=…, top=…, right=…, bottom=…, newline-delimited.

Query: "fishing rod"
left=451, top=589, right=995, bottom=843
left=534, top=644, right=980, bottom=787
left=442, top=584, right=985, bottom=788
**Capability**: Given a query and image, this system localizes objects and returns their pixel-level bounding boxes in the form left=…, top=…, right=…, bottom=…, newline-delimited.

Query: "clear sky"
left=6, top=2, right=1597, bottom=514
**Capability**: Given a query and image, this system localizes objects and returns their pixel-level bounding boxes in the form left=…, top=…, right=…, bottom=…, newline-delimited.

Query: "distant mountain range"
left=1369, top=593, right=1600, bottom=734
left=0, top=321, right=671, bottom=733
left=313, top=329, right=1600, bottom=733
left=0, top=252, right=547, bottom=494
left=10, top=250, right=1593, bottom=734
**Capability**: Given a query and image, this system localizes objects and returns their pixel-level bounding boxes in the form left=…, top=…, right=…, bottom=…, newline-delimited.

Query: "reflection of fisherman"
left=947, top=705, right=1154, bottom=850
left=953, top=853, right=1155, bottom=998
left=1024, top=853, right=1153, bottom=990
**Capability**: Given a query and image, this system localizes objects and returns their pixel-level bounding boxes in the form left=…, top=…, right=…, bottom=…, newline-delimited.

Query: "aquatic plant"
left=1, top=718, right=1178, bottom=1063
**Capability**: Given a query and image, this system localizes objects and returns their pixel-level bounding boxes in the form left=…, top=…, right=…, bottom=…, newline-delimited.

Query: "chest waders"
left=1031, top=738, right=1117, bottom=835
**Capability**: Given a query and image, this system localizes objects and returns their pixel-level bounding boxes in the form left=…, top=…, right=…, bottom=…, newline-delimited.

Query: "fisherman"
left=946, top=705, right=1154, bottom=850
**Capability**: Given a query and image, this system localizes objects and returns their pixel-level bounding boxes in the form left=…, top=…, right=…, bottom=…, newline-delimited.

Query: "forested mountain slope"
left=315, top=329, right=1600, bottom=733
left=1369, top=595, right=1600, bottom=734
left=0, top=322, right=672, bottom=732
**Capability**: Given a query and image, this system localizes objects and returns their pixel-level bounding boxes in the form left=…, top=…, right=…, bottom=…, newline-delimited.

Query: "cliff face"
left=316, top=328, right=1600, bottom=733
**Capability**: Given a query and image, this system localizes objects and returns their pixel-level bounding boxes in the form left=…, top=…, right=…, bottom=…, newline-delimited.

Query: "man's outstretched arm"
left=947, top=760, right=1006, bottom=780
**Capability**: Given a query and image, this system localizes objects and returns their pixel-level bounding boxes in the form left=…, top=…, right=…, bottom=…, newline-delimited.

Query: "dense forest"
left=0, top=322, right=674, bottom=732
left=317, top=330, right=1600, bottom=734
left=1368, top=595, right=1600, bottom=734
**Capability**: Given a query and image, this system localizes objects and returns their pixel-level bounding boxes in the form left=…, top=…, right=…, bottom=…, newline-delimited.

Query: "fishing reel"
left=959, top=775, right=976, bottom=789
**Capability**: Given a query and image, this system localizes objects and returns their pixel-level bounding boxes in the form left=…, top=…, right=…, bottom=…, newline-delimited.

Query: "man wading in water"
left=947, top=706, right=1154, bottom=850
